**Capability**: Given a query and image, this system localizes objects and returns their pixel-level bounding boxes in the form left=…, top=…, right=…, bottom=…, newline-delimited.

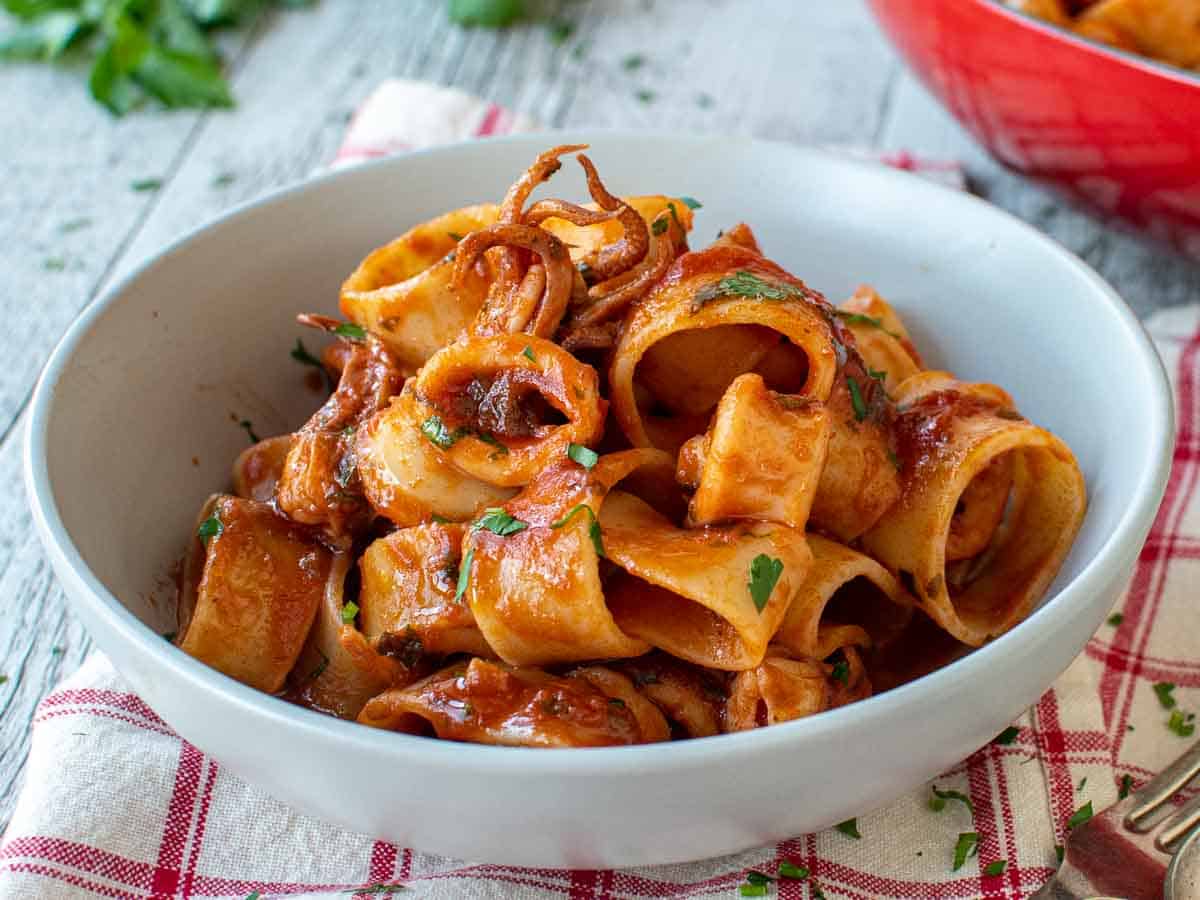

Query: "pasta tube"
left=863, top=371, right=1087, bottom=646
left=177, top=495, right=331, bottom=693
left=461, top=449, right=673, bottom=666
left=232, top=435, right=292, bottom=503
left=340, top=204, right=498, bottom=368
left=358, top=521, right=492, bottom=658
left=288, top=553, right=405, bottom=719
left=677, top=373, right=832, bottom=530
left=600, top=490, right=813, bottom=671
left=609, top=243, right=840, bottom=450
left=772, top=534, right=913, bottom=660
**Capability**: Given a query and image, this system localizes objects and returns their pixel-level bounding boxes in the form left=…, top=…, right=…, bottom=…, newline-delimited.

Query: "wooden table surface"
left=1, top=0, right=1196, bottom=827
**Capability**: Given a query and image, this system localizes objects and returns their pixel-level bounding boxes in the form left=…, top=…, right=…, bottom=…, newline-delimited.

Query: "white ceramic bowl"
left=25, top=133, right=1173, bottom=868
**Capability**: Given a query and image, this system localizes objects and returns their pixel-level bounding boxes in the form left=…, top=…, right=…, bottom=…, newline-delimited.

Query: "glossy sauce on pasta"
left=173, top=145, right=1087, bottom=747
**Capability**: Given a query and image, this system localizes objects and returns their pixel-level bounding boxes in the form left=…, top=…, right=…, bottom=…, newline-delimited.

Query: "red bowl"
left=869, top=0, right=1200, bottom=259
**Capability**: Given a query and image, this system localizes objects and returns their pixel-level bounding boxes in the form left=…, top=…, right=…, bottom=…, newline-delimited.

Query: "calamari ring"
left=411, top=333, right=607, bottom=487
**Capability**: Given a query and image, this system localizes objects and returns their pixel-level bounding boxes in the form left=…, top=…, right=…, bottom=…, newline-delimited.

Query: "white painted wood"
left=0, top=0, right=1195, bottom=827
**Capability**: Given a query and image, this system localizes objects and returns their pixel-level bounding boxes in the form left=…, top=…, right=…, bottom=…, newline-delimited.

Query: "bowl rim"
left=24, top=130, right=1176, bottom=776
left=974, top=0, right=1200, bottom=88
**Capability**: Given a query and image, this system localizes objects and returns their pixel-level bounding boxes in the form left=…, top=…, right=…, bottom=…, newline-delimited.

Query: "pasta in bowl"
left=174, top=145, right=1087, bottom=748
left=27, top=134, right=1171, bottom=864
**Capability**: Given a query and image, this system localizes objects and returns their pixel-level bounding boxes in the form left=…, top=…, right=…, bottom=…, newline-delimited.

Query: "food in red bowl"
left=868, top=0, right=1200, bottom=259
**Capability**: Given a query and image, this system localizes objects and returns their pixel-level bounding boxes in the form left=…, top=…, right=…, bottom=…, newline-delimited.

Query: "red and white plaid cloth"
left=1, top=80, right=1193, bottom=900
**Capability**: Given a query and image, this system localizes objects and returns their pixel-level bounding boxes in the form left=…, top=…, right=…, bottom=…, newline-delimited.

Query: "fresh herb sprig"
left=0, top=0, right=311, bottom=115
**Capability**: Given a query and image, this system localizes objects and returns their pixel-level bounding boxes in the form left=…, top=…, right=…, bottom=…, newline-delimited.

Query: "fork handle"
left=1125, top=738, right=1200, bottom=832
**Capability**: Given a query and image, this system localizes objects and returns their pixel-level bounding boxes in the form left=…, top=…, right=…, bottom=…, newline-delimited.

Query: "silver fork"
left=1032, top=739, right=1200, bottom=900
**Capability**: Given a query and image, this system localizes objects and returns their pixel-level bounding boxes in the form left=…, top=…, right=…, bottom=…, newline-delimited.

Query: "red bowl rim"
left=969, top=0, right=1200, bottom=88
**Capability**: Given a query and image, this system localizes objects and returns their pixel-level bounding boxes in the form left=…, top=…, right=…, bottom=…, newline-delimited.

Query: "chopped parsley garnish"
left=453, top=509, right=528, bottom=600
left=474, top=508, right=528, bottom=537
left=44, top=257, right=66, bottom=271
left=651, top=217, right=669, bottom=236
left=696, top=92, right=714, bottom=108
left=983, top=860, right=1006, bottom=876
left=447, top=0, right=524, bottom=26
left=245, top=892, right=261, bottom=900
left=212, top=172, right=236, bottom=188
left=748, top=554, right=783, bottom=613
left=739, top=871, right=771, bottom=896
left=567, top=443, right=599, bottom=469
left=60, top=218, right=91, bottom=233
left=551, top=504, right=605, bottom=557
left=835, top=818, right=860, bottom=839
left=545, top=18, right=573, bottom=44
left=846, top=376, right=867, bottom=422
left=291, top=338, right=324, bottom=368
left=1077, top=776, right=1087, bottom=792
left=1066, top=801, right=1093, bottom=830
left=421, top=415, right=466, bottom=450
left=447, top=231, right=464, bottom=241
left=453, top=548, right=475, bottom=603
left=334, top=322, right=367, bottom=341
left=477, top=432, right=509, bottom=457
left=993, top=725, right=1020, bottom=745
left=634, top=89, right=655, bottom=104
left=680, top=196, right=702, bottom=210
left=1119, top=774, right=1134, bottom=799
left=811, top=887, right=827, bottom=900
left=162, top=631, right=176, bottom=642
left=692, top=270, right=806, bottom=311
left=1153, top=682, right=1177, bottom=709
left=1055, top=844, right=1064, bottom=864
left=667, top=202, right=684, bottom=230
left=522, top=345, right=536, bottom=362
left=830, top=659, right=850, bottom=685
left=131, top=178, right=163, bottom=192
left=340, top=601, right=359, bottom=625
left=238, top=419, right=260, bottom=443
left=886, top=447, right=902, bottom=471
left=1107, top=612, right=1124, bottom=626
left=0, top=675, right=9, bottom=686
left=777, top=861, right=808, bottom=879
left=343, top=884, right=407, bottom=896
left=197, top=513, right=223, bottom=544
left=621, top=52, right=645, bottom=70
left=866, top=366, right=888, bottom=384
left=1168, top=709, right=1196, bottom=737
left=929, top=786, right=973, bottom=813
left=431, top=513, right=452, bottom=525
left=834, top=309, right=901, bottom=338
left=952, top=832, right=978, bottom=871
left=309, top=651, right=330, bottom=681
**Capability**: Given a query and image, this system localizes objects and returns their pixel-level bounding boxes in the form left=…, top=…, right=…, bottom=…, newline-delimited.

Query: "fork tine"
left=1156, top=791, right=1200, bottom=852
left=1126, top=739, right=1200, bottom=831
